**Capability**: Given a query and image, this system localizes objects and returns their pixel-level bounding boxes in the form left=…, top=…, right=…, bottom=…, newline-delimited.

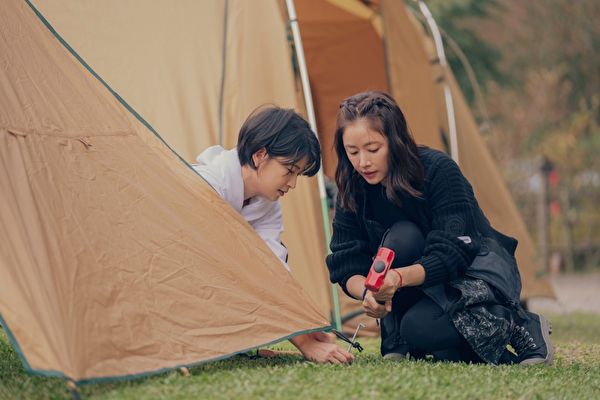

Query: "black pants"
left=379, top=221, right=483, bottom=363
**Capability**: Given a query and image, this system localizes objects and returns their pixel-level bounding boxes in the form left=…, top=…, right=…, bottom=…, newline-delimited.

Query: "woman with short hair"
left=194, top=105, right=353, bottom=364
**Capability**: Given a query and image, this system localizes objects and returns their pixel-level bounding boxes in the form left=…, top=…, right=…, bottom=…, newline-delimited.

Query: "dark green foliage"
left=424, top=0, right=505, bottom=104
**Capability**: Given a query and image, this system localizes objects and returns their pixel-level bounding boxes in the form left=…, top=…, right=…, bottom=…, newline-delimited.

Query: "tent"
left=294, top=0, right=554, bottom=303
left=1, top=0, right=554, bottom=383
left=0, top=0, right=329, bottom=384
left=27, top=0, right=553, bottom=336
left=31, top=0, right=338, bottom=326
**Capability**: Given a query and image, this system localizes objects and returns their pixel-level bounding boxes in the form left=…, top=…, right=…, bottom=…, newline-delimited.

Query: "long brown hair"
left=334, top=91, right=424, bottom=212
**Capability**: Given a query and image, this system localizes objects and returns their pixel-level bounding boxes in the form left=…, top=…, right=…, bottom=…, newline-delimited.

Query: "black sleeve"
left=417, top=156, right=481, bottom=287
left=325, top=197, right=372, bottom=298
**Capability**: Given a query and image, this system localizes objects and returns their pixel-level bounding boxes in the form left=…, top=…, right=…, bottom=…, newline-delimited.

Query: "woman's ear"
left=252, top=147, right=268, bottom=167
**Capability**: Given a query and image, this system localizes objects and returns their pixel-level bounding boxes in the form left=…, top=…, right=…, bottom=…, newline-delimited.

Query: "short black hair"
left=237, top=106, right=321, bottom=176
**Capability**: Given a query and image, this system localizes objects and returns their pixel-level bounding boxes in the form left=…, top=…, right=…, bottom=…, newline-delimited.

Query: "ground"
left=528, top=272, right=600, bottom=315
left=1, top=273, right=599, bottom=399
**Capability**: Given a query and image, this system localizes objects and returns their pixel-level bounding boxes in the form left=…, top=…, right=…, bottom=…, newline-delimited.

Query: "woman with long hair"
left=326, top=91, right=553, bottom=365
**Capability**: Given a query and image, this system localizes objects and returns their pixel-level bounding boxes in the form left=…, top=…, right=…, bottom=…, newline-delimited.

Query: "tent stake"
left=67, top=379, right=81, bottom=400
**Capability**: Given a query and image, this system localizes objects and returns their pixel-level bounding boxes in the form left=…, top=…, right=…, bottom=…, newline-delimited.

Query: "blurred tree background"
left=424, top=0, right=600, bottom=272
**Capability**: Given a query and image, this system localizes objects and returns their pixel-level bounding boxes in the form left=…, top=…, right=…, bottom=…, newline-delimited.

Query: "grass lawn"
left=1, top=313, right=599, bottom=399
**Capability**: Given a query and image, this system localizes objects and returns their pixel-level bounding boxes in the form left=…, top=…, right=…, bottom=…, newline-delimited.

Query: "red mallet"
left=364, top=247, right=395, bottom=292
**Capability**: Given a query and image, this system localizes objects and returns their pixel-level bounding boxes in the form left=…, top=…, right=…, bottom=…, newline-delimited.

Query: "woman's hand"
left=362, top=290, right=389, bottom=318
left=290, top=334, right=354, bottom=364
left=372, top=269, right=402, bottom=308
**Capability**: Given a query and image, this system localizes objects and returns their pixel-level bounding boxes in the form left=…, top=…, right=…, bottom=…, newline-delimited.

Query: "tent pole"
left=217, top=0, right=230, bottom=146
left=417, top=0, right=460, bottom=164
left=285, top=0, right=342, bottom=331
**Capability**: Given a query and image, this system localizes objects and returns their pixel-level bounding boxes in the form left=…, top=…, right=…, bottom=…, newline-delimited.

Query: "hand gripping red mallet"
left=364, top=247, right=395, bottom=292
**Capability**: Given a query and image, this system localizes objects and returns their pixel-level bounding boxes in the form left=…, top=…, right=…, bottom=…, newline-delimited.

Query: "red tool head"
left=364, top=247, right=395, bottom=292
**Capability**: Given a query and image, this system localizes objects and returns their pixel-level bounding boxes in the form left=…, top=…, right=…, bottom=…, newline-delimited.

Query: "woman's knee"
left=399, top=305, right=436, bottom=349
left=381, top=221, right=425, bottom=266
left=399, top=297, right=460, bottom=351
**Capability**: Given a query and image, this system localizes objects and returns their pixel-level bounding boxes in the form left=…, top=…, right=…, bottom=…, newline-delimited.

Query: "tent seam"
left=1, top=127, right=136, bottom=138
left=217, top=0, right=229, bottom=146
left=23, top=0, right=205, bottom=181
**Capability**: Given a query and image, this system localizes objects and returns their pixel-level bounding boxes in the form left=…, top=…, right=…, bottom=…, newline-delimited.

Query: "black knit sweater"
left=326, top=147, right=512, bottom=296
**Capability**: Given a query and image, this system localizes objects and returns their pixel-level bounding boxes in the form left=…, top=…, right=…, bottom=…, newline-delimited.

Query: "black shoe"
left=511, top=312, right=554, bottom=366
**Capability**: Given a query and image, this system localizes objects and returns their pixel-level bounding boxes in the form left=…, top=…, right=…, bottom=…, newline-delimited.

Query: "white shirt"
left=192, top=145, right=289, bottom=270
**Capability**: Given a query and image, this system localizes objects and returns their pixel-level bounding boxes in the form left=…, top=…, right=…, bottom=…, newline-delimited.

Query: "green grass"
left=2, top=313, right=600, bottom=399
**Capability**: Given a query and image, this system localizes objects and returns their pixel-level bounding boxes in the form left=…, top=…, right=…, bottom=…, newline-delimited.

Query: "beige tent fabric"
left=318, top=0, right=443, bottom=151
left=220, top=1, right=303, bottom=148
left=282, top=179, right=333, bottom=312
left=325, top=0, right=384, bottom=36
left=381, top=0, right=444, bottom=150
left=218, top=0, right=334, bottom=310
left=34, top=0, right=335, bottom=319
left=296, top=0, right=389, bottom=178
left=31, top=0, right=224, bottom=158
left=0, top=0, right=328, bottom=382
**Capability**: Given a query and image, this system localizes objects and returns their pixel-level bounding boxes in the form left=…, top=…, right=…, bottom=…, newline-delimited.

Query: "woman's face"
left=342, top=118, right=389, bottom=185
left=253, top=149, right=308, bottom=201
